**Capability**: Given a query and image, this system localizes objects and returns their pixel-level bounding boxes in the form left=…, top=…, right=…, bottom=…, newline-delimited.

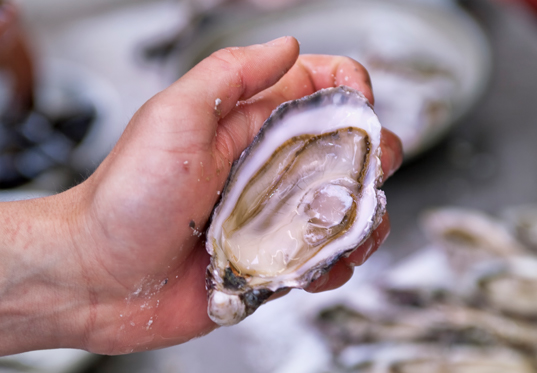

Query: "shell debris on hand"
left=205, top=86, right=386, bottom=326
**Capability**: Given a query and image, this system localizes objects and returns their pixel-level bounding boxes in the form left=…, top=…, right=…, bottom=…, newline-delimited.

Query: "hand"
left=0, top=37, right=402, bottom=356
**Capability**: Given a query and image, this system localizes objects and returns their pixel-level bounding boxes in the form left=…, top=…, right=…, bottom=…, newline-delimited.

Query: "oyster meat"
left=206, top=86, right=385, bottom=326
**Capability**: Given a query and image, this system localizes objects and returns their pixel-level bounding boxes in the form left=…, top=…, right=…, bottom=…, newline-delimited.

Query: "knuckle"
left=139, top=93, right=172, bottom=121
left=208, top=47, right=244, bottom=71
left=341, top=56, right=370, bottom=77
left=206, top=47, right=245, bottom=91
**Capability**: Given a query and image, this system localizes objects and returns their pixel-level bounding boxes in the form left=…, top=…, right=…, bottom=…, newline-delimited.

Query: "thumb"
left=175, top=36, right=300, bottom=120
left=104, top=36, right=300, bottom=218
left=144, top=36, right=300, bottom=160
left=113, top=36, right=300, bottom=180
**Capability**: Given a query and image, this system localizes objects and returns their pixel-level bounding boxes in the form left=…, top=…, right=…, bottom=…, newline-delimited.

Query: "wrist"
left=0, top=188, right=90, bottom=355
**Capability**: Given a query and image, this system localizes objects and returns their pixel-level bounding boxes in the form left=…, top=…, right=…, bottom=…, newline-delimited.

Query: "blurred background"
left=1, top=0, right=537, bottom=372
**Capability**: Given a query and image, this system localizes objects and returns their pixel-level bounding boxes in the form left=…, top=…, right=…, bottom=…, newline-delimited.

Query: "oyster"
left=316, top=303, right=537, bottom=355
left=473, top=256, right=537, bottom=320
left=419, top=207, right=528, bottom=274
left=502, top=204, right=537, bottom=253
left=336, top=344, right=536, bottom=373
left=206, top=87, right=385, bottom=326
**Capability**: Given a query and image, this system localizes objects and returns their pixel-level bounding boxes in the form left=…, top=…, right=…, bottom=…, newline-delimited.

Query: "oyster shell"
left=502, top=204, right=537, bottom=253
left=316, top=303, right=537, bottom=355
left=472, top=256, right=537, bottom=320
left=336, top=344, right=535, bottom=373
left=419, top=207, right=528, bottom=274
left=206, top=87, right=385, bottom=326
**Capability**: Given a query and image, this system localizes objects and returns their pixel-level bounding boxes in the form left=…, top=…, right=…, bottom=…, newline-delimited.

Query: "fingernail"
left=265, top=36, right=290, bottom=46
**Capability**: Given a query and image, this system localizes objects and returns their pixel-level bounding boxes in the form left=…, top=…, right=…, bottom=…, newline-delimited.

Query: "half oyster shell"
left=420, top=207, right=529, bottom=275
left=205, top=86, right=385, bottom=326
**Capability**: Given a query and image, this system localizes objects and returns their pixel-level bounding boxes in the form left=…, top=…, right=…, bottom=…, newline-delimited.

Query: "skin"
left=0, top=37, right=402, bottom=356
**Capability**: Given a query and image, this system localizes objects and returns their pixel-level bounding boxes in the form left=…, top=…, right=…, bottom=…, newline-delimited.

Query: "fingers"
left=113, top=37, right=299, bottom=163
left=0, top=3, right=17, bottom=44
left=380, top=128, right=403, bottom=181
left=343, top=213, right=391, bottom=267
left=227, top=55, right=373, bottom=146
left=294, top=54, right=374, bottom=103
left=221, top=54, right=404, bottom=182
left=154, top=36, right=300, bottom=168
left=267, top=288, right=291, bottom=302
left=253, top=55, right=401, bottom=182
left=306, top=213, right=391, bottom=293
left=306, top=260, right=354, bottom=293
left=265, top=54, right=373, bottom=105
left=115, top=37, right=300, bottom=206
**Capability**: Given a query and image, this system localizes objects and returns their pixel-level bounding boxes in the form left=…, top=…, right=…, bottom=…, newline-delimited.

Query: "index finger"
left=241, top=54, right=374, bottom=115
left=381, top=127, right=403, bottom=181
left=274, top=55, right=403, bottom=181
left=296, top=54, right=374, bottom=104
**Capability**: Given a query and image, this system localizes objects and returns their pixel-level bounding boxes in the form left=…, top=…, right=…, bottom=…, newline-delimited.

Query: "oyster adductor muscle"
left=205, top=86, right=386, bottom=326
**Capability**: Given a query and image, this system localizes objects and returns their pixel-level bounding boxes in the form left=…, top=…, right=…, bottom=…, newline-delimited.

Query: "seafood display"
left=314, top=207, right=537, bottom=372
left=502, top=205, right=537, bottom=253
left=205, top=87, right=385, bottom=326
left=420, top=207, right=528, bottom=267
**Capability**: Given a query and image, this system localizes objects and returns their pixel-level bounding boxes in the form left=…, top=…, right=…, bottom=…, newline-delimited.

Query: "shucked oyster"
left=206, top=87, right=385, bottom=326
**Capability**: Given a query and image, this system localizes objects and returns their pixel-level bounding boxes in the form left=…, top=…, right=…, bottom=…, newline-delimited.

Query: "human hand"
left=0, top=37, right=402, bottom=356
